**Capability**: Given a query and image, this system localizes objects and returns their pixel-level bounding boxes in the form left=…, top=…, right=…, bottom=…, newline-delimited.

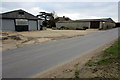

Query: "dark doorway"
left=15, top=25, right=28, bottom=31
left=116, top=23, right=120, bottom=27
left=90, top=21, right=100, bottom=29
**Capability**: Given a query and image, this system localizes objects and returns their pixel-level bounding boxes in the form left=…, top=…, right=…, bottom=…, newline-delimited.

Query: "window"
left=15, top=19, right=28, bottom=25
left=18, top=11, right=24, bottom=15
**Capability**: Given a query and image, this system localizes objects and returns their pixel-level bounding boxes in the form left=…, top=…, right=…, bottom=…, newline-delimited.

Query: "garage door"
left=28, top=20, right=37, bottom=30
left=2, top=19, right=15, bottom=31
left=15, top=19, right=28, bottom=31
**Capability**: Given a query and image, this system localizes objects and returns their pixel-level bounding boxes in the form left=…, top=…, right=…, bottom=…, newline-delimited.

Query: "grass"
left=74, top=71, right=80, bottom=78
left=103, top=38, right=120, bottom=56
left=86, top=38, right=120, bottom=66
left=74, top=63, right=80, bottom=78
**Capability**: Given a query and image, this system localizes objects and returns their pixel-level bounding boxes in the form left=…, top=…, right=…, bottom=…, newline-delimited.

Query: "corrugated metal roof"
left=1, top=9, right=39, bottom=20
left=56, top=16, right=72, bottom=22
left=74, top=18, right=115, bottom=23
left=57, top=18, right=115, bottom=23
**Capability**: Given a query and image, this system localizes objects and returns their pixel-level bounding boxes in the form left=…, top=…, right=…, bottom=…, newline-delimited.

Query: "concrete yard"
left=1, top=29, right=98, bottom=51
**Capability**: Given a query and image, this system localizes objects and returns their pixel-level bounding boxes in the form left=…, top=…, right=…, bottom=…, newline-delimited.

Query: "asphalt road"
left=2, top=28, right=119, bottom=78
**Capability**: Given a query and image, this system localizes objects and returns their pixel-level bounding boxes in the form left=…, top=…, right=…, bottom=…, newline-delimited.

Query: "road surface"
left=2, top=28, right=119, bottom=78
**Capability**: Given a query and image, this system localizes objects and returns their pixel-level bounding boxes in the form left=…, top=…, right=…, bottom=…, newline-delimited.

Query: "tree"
left=37, top=12, right=56, bottom=28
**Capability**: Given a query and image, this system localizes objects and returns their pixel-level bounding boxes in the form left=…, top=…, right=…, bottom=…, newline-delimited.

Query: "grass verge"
left=86, top=38, right=120, bottom=66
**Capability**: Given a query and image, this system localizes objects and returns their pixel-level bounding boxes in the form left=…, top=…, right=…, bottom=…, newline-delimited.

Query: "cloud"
left=57, top=12, right=104, bottom=20
left=24, top=7, right=49, bottom=16
left=55, top=2, right=118, bottom=21
left=1, top=2, right=118, bottom=22
left=57, top=12, right=118, bottom=22
left=0, top=7, right=9, bottom=13
left=2, top=0, right=120, bottom=2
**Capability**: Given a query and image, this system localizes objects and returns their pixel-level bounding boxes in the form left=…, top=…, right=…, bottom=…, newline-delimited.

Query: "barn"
left=0, top=9, right=42, bottom=31
left=56, top=18, right=115, bottom=30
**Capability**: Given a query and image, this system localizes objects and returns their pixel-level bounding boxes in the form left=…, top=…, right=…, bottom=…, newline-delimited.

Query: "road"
left=2, top=28, right=119, bottom=78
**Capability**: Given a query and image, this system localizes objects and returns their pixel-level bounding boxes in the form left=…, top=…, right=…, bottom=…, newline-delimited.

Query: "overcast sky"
left=0, top=1, right=119, bottom=22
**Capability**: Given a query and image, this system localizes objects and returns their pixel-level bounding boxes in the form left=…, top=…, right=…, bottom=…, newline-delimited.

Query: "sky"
left=0, top=1, right=119, bottom=22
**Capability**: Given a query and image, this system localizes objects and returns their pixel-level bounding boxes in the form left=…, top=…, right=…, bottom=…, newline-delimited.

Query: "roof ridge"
left=76, top=18, right=111, bottom=20
left=2, top=9, right=24, bottom=14
left=2, top=9, right=37, bottom=17
left=1, top=9, right=38, bottom=19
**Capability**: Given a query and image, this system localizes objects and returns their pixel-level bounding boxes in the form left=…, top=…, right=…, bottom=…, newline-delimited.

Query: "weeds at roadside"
left=86, top=38, right=120, bottom=67
left=74, top=63, right=80, bottom=78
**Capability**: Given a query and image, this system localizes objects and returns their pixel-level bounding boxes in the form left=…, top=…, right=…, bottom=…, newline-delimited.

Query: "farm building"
left=0, top=9, right=43, bottom=31
left=56, top=18, right=115, bottom=30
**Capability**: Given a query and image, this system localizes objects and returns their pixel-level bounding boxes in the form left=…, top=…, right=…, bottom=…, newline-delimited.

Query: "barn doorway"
left=15, top=25, right=28, bottom=31
left=90, top=21, right=100, bottom=29
left=116, top=23, right=120, bottom=27
left=15, top=19, right=29, bottom=31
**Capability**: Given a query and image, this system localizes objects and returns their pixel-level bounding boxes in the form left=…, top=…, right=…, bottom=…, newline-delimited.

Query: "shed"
left=0, top=9, right=42, bottom=31
left=56, top=18, right=115, bottom=30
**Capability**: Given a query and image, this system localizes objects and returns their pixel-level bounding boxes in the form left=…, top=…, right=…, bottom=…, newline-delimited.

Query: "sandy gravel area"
left=1, top=29, right=98, bottom=51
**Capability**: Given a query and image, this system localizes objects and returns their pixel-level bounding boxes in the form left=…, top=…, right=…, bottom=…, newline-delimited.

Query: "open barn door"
left=90, top=21, right=100, bottom=29
left=15, top=19, right=28, bottom=31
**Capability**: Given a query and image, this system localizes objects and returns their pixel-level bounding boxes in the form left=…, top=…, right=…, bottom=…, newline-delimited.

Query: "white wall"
left=28, top=20, right=37, bottom=30
left=37, top=20, right=43, bottom=30
left=56, top=22, right=90, bottom=29
left=102, top=22, right=115, bottom=29
left=1, top=19, right=15, bottom=31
